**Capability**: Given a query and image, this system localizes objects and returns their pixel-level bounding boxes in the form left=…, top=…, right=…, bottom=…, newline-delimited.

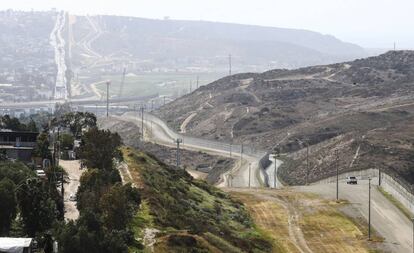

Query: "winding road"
left=117, top=111, right=268, bottom=188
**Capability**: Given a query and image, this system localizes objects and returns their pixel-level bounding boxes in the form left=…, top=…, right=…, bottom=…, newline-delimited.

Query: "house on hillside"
left=0, top=130, right=38, bottom=162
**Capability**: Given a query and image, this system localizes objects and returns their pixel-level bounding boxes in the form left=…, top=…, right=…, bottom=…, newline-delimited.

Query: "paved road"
left=117, top=112, right=267, bottom=188
left=297, top=178, right=412, bottom=253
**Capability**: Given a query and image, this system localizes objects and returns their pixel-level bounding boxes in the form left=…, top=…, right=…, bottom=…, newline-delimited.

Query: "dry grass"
left=230, top=189, right=372, bottom=253
left=231, top=191, right=300, bottom=253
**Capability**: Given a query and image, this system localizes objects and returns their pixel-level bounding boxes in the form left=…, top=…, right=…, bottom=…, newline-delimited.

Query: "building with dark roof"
left=0, top=130, right=38, bottom=162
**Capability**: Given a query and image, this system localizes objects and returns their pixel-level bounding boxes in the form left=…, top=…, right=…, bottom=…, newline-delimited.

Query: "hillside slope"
left=156, top=51, right=414, bottom=185
left=122, top=147, right=272, bottom=252
left=72, top=15, right=366, bottom=71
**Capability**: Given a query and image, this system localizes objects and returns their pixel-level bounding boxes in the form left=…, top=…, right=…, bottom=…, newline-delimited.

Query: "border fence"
left=318, top=168, right=414, bottom=215
left=129, top=111, right=272, bottom=187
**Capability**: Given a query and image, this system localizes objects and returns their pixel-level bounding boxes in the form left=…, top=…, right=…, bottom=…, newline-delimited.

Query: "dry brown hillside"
left=156, top=51, right=414, bottom=185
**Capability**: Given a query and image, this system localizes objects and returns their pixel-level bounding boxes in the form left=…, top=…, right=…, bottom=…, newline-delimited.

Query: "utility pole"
left=379, top=168, right=382, bottom=186
left=273, top=149, right=280, bottom=189
left=229, top=54, right=232, bottom=76
left=368, top=177, right=372, bottom=241
left=151, top=100, right=154, bottom=111
left=189, top=80, right=192, bottom=93
left=336, top=149, right=339, bottom=201
left=248, top=163, right=251, bottom=188
left=240, top=143, right=244, bottom=167
left=196, top=76, right=199, bottom=89
left=106, top=81, right=110, bottom=117
left=140, top=105, right=145, bottom=141
left=305, top=141, right=309, bottom=185
left=412, top=218, right=414, bottom=253
left=175, top=138, right=183, bottom=168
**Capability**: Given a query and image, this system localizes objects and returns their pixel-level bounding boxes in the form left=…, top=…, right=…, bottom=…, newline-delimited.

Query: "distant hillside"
left=72, top=15, right=366, bottom=71
left=156, top=51, right=414, bottom=185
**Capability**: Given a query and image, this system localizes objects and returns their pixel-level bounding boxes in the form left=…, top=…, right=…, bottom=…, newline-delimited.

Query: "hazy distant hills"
left=156, top=51, right=414, bottom=185
left=73, top=15, right=367, bottom=71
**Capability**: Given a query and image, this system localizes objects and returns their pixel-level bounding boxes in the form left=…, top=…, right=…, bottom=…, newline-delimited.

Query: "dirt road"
left=229, top=188, right=375, bottom=253
left=60, top=160, right=83, bottom=221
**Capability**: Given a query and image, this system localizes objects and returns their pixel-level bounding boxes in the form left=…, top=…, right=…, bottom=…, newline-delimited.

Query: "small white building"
left=0, top=237, right=34, bottom=253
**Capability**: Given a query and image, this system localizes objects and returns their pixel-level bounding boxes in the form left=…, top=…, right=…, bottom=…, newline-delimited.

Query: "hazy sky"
left=4, top=0, right=414, bottom=49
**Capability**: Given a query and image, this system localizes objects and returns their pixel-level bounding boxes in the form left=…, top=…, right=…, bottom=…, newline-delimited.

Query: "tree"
left=78, top=128, right=122, bottom=171
left=26, top=119, right=38, bottom=132
left=76, top=169, right=121, bottom=213
left=59, top=133, right=74, bottom=150
left=52, top=112, right=97, bottom=138
left=34, top=133, right=51, bottom=160
left=0, top=178, right=17, bottom=235
left=0, top=115, right=24, bottom=131
left=100, top=183, right=140, bottom=230
left=0, top=161, right=34, bottom=184
left=16, top=179, right=57, bottom=236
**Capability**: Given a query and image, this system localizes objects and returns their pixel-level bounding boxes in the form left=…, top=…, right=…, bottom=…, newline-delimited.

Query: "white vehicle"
left=346, top=176, right=358, bottom=184
left=69, top=194, right=77, bottom=201
left=35, top=169, right=47, bottom=179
